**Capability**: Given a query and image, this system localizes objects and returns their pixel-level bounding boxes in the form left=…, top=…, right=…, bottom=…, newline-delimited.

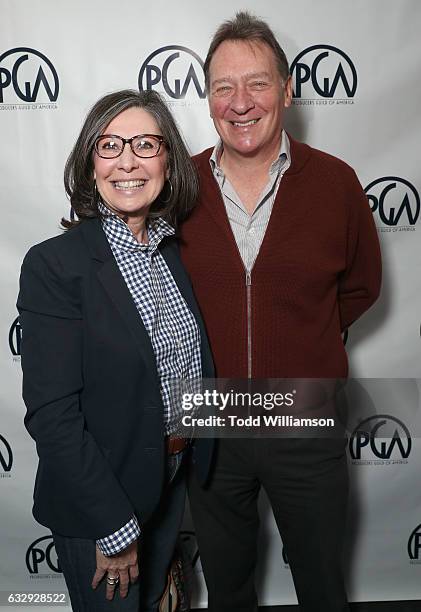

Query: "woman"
left=17, top=89, right=213, bottom=611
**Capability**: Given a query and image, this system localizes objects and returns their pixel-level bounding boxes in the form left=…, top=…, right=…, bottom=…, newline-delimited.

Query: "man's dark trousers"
left=188, top=437, right=350, bottom=612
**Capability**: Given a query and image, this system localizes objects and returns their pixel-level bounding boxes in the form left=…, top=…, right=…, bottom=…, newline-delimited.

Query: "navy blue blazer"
left=17, top=218, right=214, bottom=539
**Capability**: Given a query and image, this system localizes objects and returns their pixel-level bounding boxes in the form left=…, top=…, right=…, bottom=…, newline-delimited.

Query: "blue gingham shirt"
left=96, top=205, right=201, bottom=555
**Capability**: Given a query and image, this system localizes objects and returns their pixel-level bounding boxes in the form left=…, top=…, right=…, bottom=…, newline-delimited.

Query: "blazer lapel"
left=160, top=238, right=199, bottom=317
left=79, top=219, right=213, bottom=378
left=80, top=219, right=157, bottom=369
left=160, top=238, right=214, bottom=378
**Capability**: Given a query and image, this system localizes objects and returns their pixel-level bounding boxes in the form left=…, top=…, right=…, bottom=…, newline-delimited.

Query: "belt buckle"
left=166, top=436, right=189, bottom=455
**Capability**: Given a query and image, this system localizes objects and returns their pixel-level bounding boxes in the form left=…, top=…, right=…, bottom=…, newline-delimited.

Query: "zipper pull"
left=246, top=270, right=252, bottom=286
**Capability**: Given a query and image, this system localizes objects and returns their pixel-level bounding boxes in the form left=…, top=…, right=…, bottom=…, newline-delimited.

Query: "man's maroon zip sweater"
left=180, top=136, right=381, bottom=379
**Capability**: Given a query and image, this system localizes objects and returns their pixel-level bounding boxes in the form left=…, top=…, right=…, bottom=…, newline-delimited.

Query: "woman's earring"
left=160, top=179, right=173, bottom=204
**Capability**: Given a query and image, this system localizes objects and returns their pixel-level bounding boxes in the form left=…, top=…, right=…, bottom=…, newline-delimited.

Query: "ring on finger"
left=106, top=575, right=120, bottom=586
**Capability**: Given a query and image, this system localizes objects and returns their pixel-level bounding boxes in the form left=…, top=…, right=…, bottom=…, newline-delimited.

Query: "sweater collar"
left=209, top=129, right=291, bottom=179
left=195, top=132, right=311, bottom=179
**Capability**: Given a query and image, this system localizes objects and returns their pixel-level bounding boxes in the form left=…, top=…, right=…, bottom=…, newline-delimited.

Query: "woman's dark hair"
left=204, top=11, right=290, bottom=90
left=63, top=89, right=198, bottom=228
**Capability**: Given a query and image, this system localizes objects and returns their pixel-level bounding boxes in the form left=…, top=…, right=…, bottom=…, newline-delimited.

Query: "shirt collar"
left=209, top=129, right=291, bottom=178
left=98, top=201, right=174, bottom=254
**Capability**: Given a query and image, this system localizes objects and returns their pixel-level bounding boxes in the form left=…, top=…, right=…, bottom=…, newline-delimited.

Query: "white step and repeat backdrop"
left=1, top=0, right=420, bottom=608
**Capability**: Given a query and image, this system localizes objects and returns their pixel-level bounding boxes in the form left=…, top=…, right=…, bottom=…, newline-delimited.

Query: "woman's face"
left=93, top=107, right=168, bottom=221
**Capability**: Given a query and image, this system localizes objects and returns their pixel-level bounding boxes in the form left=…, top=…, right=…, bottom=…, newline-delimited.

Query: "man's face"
left=208, top=39, right=292, bottom=159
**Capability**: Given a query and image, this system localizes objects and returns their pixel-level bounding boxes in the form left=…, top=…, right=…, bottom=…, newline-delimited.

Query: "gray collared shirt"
left=210, top=130, right=291, bottom=272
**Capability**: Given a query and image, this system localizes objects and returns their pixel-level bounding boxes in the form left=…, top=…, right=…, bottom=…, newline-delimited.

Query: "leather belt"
left=166, top=436, right=190, bottom=455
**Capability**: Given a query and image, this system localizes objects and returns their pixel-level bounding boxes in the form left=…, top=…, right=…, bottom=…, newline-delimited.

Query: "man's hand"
left=91, top=540, right=139, bottom=600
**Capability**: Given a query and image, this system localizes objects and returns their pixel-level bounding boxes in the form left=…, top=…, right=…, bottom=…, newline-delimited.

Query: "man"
left=180, top=11, right=381, bottom=612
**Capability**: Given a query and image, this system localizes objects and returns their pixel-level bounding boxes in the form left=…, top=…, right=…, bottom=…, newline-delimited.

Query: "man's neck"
left=218, top=136, right=282, bottom=182
left=219, top=147, right=280, bottom=216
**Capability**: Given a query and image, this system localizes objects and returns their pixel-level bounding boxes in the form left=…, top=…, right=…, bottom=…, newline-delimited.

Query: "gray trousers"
left=53, top=452, right=186, bottom=612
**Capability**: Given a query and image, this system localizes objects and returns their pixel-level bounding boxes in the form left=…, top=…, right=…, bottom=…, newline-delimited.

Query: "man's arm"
left=338, top=170, right=382, bottom=331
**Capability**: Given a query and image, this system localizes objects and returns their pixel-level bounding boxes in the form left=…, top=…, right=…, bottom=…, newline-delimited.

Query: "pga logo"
left=365, top=177, right=420, bottom=227
left=349, top=415, right=411, bottom=461
left=138, top=46, right=205, bottom=100
left=0, top=434, right=13, bottom=473
left=9, top=316, right=22, bottom=357
left=26, top=535, right=61, bottom=575
left=0, top=47, right=59, bottom=104
left=408, top=524, right=421, bottom=561
left=290, top=45, right=357, bottom=99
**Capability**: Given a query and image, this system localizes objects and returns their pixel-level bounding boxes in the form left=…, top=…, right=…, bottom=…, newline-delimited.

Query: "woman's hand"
left=92, top=540, right=139, bottom=600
